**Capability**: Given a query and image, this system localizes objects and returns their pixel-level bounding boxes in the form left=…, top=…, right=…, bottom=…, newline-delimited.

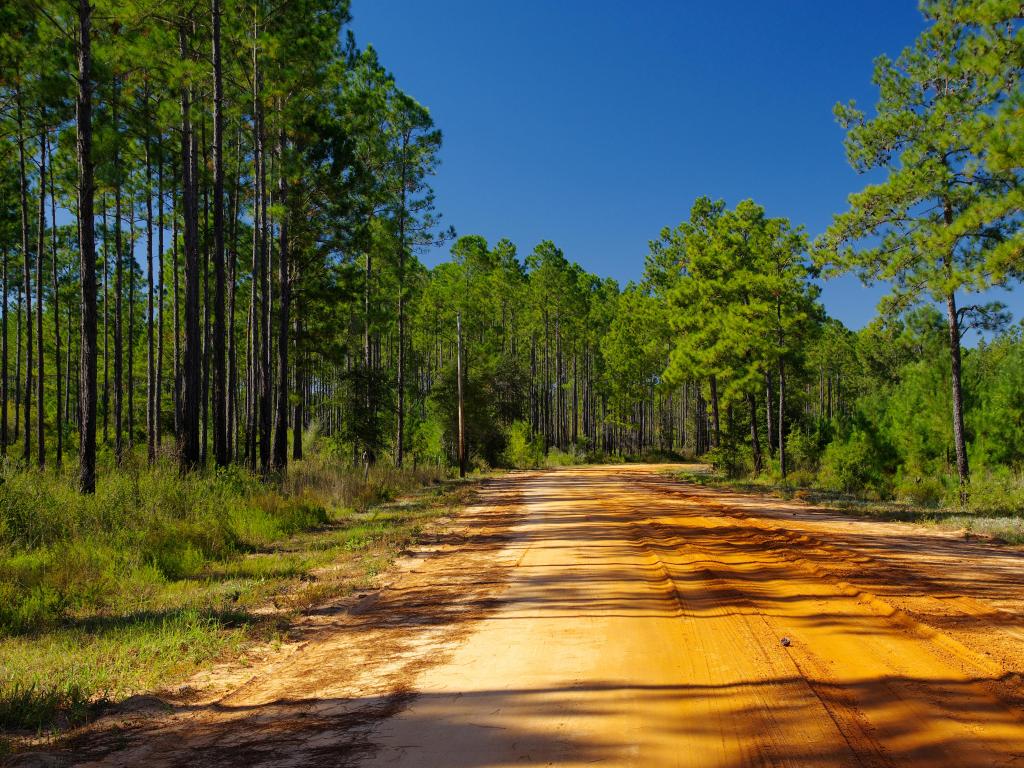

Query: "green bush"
left=705, top=444, right=752, bottom=479
left=501, top=420, right=545, bottom=468
left=818, top=430, right=887, bottom=495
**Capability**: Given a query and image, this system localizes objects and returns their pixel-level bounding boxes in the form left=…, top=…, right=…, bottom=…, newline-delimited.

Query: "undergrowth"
left=673, top=464, right=1024, bottom=545
left=0, top=450, right=467, bottom=739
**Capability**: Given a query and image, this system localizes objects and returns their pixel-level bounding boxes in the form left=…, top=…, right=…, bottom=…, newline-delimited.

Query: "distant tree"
left=816, top=1, right=1022, bottom=498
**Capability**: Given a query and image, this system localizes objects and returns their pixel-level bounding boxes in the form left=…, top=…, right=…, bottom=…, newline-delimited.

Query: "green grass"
left=0, top=451, right=470, bottom=740
left=669, top=466, right=1024, bottom=544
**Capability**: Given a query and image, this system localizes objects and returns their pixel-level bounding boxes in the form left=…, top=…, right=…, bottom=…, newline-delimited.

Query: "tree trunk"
left=748, top=393, right=761, bottom=474
left=156, top=141, right=165, bottom=453
left=146, top=130, right=156, bottom=464
left=946, top=290, right=970, bottom=499
left=211, top=0, right=228, bottom=467
left=271, top=118, right=289, bottom=472
left=77, top=0, right=98, bottom=492
left=709, top=375, right=720, bottom=448
left=778, top=360, right=787, bottom=480
left=2, top=243, right=7, bottom=454
left=394, top=133, right=408, bottom=468
left=113, top=82, right=124, bottom=464
left=36, top=118, right=46, bottom=469
left=457, top=311, right=465, bottom=478
left=49, top=133, right=62, bottom=468
left=17, top=92, right=32, bottom=465
left=178, top=23, right=202, bottom=471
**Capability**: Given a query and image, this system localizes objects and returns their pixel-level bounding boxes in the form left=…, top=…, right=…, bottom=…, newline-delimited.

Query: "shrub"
left=818, top=429, right=887, bottom=495
left=501, top=421, right=545, bottom=468
left=705, top=444, right=752, bottom=479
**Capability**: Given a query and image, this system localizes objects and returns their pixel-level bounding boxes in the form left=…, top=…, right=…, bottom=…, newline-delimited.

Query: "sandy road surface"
left=48, top=465, right=1024, bottom=766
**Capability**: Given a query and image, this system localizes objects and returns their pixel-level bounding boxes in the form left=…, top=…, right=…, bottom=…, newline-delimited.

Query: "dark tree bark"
left=178, top=23, right=202, bottom=471
left=77, top=0, right=98, bottom=492
left=146, top=128, right=156, bottom=464
left=292, top=314, right=303, bottom=461
left=2, top=243, right=7, bottom=454
left=709, top=375, right=720, bottom=449
left=128, top=194, right=136, bottom=451
left=156, top=144, right=165, bottom=452
left=271, top=120, right=289, bottom=472
left=101, top=196, right=108, bottom=444
left=113, top=82, right=124, bottom=463
left=946, top=290, right=970, bottom=499
left=49, top=133, right=62, bottom=468
left=17, top=92, right=32, bottom=464
left=211, top=0, right=228, bottom=467
left=778, top=361, right=787, bottom=480
left=36, top=118, right=46, bottom=468
left=748, top=392, right=762, bottom=475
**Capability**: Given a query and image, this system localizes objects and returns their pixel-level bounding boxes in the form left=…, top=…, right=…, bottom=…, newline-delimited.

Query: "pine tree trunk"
left=778, top=360, right=787, bottom=479
left=113, top=82, right=125, bottom=463
left=77, top=0, right=98, bottom=492
left=946, top=290, right=970, bottom=499
left=101, top=197, right=109, bottom=444
left=709, top=375, right=720, bottom=448
left=146, top=131, right=156, bottom=464
left=17, top=92, right=32, bottom=465
left=271, top=119, right=289, bottom=472
left=2, top=243, right=7, bottom=454
left=127, top=194, right=136, bottom=452
left=36, top=118, right=46, bottom=469
left=211, top=0, right=228, bottom=467
left=49, top=135, right=62, bottom=468
left=156, top=141, right=165, bottom=453
left=178, top=23, right=202, bottom=471
left=394, top=133, right=408, bottom=468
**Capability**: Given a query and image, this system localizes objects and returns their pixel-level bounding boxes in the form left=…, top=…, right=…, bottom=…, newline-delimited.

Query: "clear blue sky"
left=352, top=0, right=1020, bottom=334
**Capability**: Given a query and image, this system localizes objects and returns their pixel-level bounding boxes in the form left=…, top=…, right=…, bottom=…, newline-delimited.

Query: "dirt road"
left=59, top=465, right=1024, bottom=766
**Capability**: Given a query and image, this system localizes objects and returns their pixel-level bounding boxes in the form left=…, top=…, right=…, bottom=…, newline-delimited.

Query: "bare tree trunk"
left=946, top=290, right=970, bottom=499
left=146, top=129, right=156, bottom=464
left=172, top=182, right=181, bottom=440
left=113, top=81, right=125, bottom=463
left=77, top=0, right=98, bottom=492
left=49, top=132, right=62, bottom=468
left=128, top=193, right=137, bottom=452
left=36, top=117, right=46, bottom=469
left=271, top=117, right=289, bottom=472
left=394, top=134, right=408, bottom=468
left=17, top=91, right=32, bottom=465
left=709, top=375, right=720, bottom=449
left=778, top=360, right=787, bottom=480
left=457, top=311, right=465, bottom=478
left=156, top=141, right=165, bottom=452
left=101, top=196, right=109, bottom=444
left=178, top=23, right=202, bottom=471
left=2, top=244, right=7, bottom=454
left=211, top=0, right=228, bottom=467
left=292, top=314, right=303, bottom=460
left=748, top=392, right=761, bottom=474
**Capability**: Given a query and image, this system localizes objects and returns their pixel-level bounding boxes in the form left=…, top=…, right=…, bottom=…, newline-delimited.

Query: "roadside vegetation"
left=0, top=436, right=467, bottom=739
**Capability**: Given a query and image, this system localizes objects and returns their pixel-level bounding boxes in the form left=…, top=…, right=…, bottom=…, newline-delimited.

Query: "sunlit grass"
left=0, top=450, right=469, bottom=736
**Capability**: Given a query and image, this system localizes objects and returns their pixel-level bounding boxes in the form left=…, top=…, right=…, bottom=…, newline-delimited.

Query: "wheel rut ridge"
left=611, top=486, right=889, bottom=768
left=645, top=477, right=1024, bottom=712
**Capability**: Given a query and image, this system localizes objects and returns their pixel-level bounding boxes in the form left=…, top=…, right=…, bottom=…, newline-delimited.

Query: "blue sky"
left=352, top=0, right=1020, bottom=335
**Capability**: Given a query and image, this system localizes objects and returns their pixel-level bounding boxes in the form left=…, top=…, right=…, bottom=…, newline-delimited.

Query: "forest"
left=0, top=0, right=1021, bottom=738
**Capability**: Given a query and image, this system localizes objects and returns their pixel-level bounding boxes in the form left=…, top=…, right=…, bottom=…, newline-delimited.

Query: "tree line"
left=0, top=0, right=1020, bottom=505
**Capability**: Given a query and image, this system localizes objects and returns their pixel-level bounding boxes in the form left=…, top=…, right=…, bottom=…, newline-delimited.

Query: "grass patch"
left=0, top=452, right=470, bottom=739
left=669, top=466, right=1024, bottom=545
